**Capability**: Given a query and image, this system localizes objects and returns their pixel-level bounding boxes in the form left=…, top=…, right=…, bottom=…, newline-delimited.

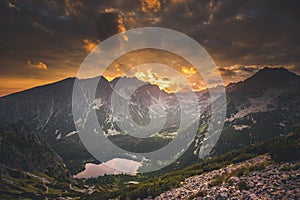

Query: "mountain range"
left=0, top=67, right=300, bottom=175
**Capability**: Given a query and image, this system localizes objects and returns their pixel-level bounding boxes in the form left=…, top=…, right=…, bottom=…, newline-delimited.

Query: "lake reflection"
left=74, top=158, right=142, bottom=178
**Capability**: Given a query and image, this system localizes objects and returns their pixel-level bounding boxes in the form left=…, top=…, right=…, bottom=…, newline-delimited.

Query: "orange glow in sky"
left=102, top=49, right=208, bottom=93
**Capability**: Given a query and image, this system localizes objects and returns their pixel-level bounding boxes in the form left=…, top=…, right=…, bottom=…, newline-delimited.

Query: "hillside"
left=212, top=68, right=300, bottom=155
left=84, top=132, right=300, bottom=199
left=0, top=124, right=69, bottom=179
left=0, top=131, right=299, bottom=199
left=150, top=155, right=299, bottom=199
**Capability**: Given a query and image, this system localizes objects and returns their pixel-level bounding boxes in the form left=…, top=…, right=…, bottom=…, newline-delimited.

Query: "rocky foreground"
left=147, top=155, right=300, bottom=200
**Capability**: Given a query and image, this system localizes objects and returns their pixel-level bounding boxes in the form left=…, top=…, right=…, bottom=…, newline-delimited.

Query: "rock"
left=151, top=155, right=300, bottom=200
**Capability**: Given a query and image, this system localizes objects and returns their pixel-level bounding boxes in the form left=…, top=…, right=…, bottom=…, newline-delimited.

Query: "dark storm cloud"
left=218, top=67, right=237, bottom=77
left=155, top=0, right=300, bottom=69
left=0, top=0, right=299, bottom=95
left=0, top=0, right=84, bottom=77
left=239, top=66, right=259, bottom=73
left=0, top=0, right=125, bottom=80
left=95, top=12, right=120, bottom=41
left=0, top=0, right=104, bottom=95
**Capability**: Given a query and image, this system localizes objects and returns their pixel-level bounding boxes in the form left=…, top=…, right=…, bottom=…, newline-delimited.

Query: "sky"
left=0, top=0, right=299, bottom=96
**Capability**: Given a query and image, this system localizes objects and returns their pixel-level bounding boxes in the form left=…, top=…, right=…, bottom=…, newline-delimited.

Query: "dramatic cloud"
left=27, top=61, right=48, bottom=70
left=95, top=12, right=120, bottom=41
left=32, top=22, right=53, bottom=35
left=216, top=64, right=299, bottom=85
left=82, top=39, right=98, bottom=52
left=64, top=0, right=84, bottom=16
left=8, top=1, right=15, bottom=8
left=0, top=0, right=299, bottom=95
left=181, top=66, right=197, bottom=77
left=141, top=0, right=164, bottom=13
left=100, top=49, right=207, bottom=92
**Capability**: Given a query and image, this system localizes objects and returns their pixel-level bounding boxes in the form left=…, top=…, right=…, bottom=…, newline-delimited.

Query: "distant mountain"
left=0, top=76, right=185, bottom=173
left=214, top=67, right=300, bottom=154
left=227, top=67, right=300, bottom=96
left=0, top=67, right=299, bottom=174
left=0, top=77, right=90, bottom=173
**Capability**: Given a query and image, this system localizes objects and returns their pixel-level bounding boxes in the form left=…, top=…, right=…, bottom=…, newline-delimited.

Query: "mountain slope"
left=0, top=124, right=69, bottom=179
left=149, top=155, right=299, bottom=200
left=85, top=132, right=300, bottom=199
left=227, top=67, right=300, bottom=95
left=213, top=68, right=300, bottom=154
left=0, top=77, right=96, bottom=173
left=0, top=76, right=181, bottom=173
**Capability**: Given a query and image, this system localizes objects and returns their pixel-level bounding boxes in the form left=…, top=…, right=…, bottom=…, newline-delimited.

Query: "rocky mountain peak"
left=227, top=67, right=300, bottom=96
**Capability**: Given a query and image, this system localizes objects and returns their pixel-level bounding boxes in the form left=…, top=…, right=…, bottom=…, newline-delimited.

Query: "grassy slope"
left=86, top=132, right=300, bottom=199
left=1, top=132, right=299, bottom=199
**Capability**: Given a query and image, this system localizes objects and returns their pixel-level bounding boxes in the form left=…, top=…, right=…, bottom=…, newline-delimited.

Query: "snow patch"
left=56, top=133, right=62, bottom=140
left=40, top=99, right=54, bottom=130
left=106, top=128, right=120, bottom=136
left=227, top=89, right=280, bottom=122
left=127, top=181, right=139, bottom=184
left=75, top=118, right=83, bottom=124
left=92, top=98, right=104, bottom=110
left=65, top=131, right=78, bottom=138
left=233, top=124, right=250, bottom=130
